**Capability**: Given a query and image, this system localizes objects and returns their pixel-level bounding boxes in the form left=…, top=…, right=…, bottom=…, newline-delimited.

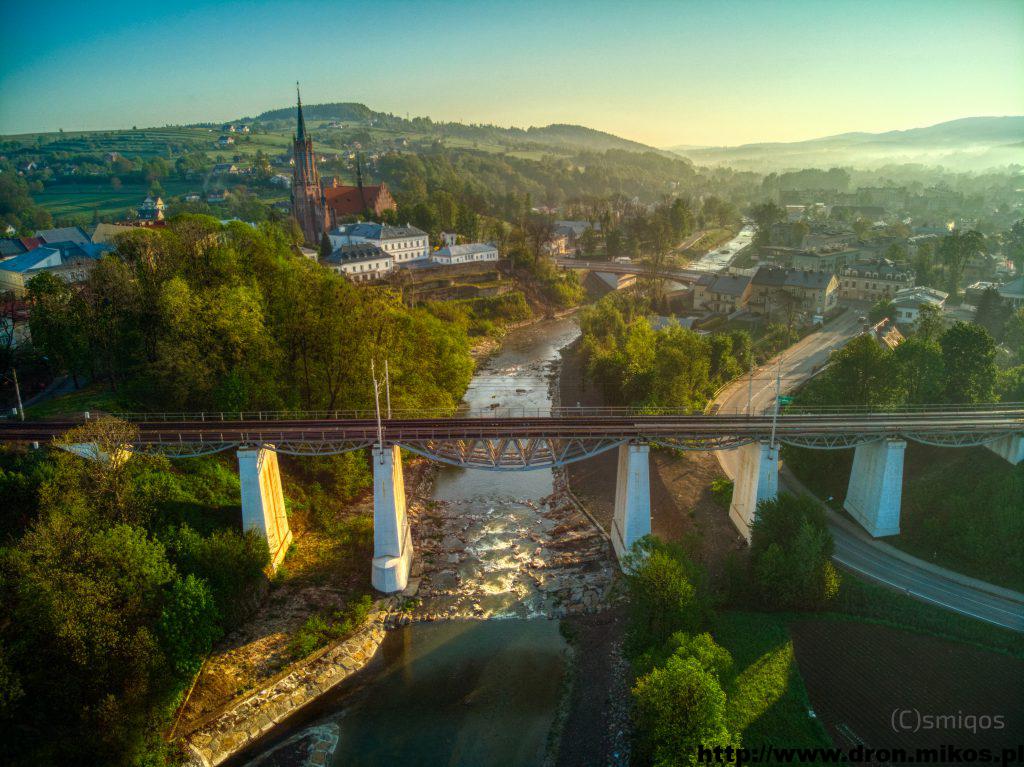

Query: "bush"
left=749, top=494, right=840, bottom=610
left=710, top=477, right=733, bottom=508
left=632, top=652, right=737, bottom=767
left=622, top=537, right=711, bottom=656
left=164, top=525, right=269, bottom=628
left=287, top=594, right=375, bottom=660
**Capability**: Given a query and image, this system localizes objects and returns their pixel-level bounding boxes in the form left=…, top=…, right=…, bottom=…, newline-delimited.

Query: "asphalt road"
left=712, top=309, right=1024, bottom=632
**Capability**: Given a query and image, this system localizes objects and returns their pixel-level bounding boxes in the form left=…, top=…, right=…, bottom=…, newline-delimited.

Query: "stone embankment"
left=183, top=598, right=396, bottom=767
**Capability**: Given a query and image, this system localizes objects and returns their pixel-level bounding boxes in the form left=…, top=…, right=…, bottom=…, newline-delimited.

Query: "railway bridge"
left=2, top=407, right=1021, bottom=593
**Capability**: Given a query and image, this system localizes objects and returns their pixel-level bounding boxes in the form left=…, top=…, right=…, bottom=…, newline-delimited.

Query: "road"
left=711, top=310, right=1024, bottom=631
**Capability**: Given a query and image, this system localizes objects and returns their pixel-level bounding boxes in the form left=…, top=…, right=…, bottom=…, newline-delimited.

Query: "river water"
left=244, top=316, right=603, bottom=767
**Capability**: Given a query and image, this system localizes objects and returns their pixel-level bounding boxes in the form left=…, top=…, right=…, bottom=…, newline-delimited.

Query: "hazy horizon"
left=1, top=0, right=1022, bottom=147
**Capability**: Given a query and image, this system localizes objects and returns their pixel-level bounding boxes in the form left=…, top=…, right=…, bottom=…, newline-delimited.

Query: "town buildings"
left=431, top=243, right=499, bottom=265
left=0, top=240, right=104, bottom=295
left=328, top=222, right=429, bottom=264
left=748, top=266, right=839, bottom=318
left=320, top=242, right=393, bottom=282
left=839, top=258, right=915, bottom=302
left=891, top=286, right=948, bottom=326
left=692, top=272, right=752, bottom=314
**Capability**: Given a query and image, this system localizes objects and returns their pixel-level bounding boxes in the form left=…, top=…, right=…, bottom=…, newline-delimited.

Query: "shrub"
left=710, top=477, right=733, bottom=508
left=622, top=536, right=710, bottom=656
left=749, top=493, right=840, bottom=610
left=287, top=594, right=375, bottom=660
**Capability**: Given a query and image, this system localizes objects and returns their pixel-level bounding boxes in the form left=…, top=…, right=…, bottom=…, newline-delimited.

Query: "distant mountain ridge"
left=246, top=101, right=659, bottom=154
left=669, top=116, right=1024, bottom=171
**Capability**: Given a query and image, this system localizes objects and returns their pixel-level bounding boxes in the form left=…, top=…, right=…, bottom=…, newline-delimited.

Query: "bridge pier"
left=986, top=433, right=1024, bottom=465
left=612, top=443, right=651, bottom=562
left=729, top=440, right=778, bottom=541
left=843, top=438, right=905, bottom=537
left=237, top=446, right=293, bottom=570
left=372, top=445, right=413, bottom=593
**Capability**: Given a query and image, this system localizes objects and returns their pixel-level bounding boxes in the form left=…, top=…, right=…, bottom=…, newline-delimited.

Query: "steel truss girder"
left=265, top=440, right=377, bottom=456
left=398, top=436, right=626, bottom=470
left=647, top=435, right=757, bottom=451
left=132, top=442, right=239, bottom=458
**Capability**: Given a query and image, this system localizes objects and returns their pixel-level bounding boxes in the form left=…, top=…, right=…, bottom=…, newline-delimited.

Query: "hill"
left=669, top=116, right=1024, bottom=171
left=247, top=101, right=658, bottom=154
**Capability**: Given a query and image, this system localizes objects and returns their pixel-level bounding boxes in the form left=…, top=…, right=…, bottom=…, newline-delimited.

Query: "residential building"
left=748, top=266, right=839, bottom=318
left=891, top=286, right=948, bottom=326
left=692, top=273, right=752, bottom=315
left=0, top=241, right=104, bottom=295
left=322, top=177, right=397, bottom=222
left=212, top=163, right=239, bottom=175
left=839, top=258, right=914, bottom=302
left=790, top=248, right=857, bottom=274
left=91, top=221, right=165, bottom=245
left=320, top=242, right=393, bottom=283
left=441, top=232, right=458, bottom=247
left=963, top=281, right=998, bottom=307
left=218, top=135, right=235, bottom=147
left=137, top=196, right=165, bottom=222
left=431, top=243, right=499, bottom=266
left=998, top=276, right=1024, bottom=310
left=36, top=226, right=90, bottom=246
left=0, top=236, right=43, bottom=260
left=328, top=222, right=429, bottom=265
left=543, top=232, right=570, bottom=256
left=866, top=318, right=904, bottom=350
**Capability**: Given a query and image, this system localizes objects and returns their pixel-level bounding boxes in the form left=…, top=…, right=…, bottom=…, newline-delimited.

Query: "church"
left=290, top=87, right=397, bottom=245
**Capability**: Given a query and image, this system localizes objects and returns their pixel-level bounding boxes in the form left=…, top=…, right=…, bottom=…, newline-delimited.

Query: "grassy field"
left=712, top=611, right=832, bottom=758
left=23, top=383, right=132, bottom=419
left=34, top=179, right=196, bottom=220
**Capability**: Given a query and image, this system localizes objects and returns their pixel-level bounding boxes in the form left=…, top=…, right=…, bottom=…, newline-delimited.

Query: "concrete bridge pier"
left=612, top=443, right=652, bottom=563
left=237, top=446, right=293, bottom=570
left=372, top=445, right=413, bottom=593
left=729, top=440, right=778, bottom=541
left=843, top=438, right=906, bottom=537
left=986, top=433, right=1024, bottom=465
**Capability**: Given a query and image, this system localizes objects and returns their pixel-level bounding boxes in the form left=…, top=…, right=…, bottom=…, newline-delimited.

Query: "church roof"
left=323, top=184, right=390, bottom=216
left=296, top=84, right=308, bottom=141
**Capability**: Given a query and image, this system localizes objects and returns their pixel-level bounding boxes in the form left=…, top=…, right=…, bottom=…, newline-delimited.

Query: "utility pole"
left=384, top=359, right=392, bottom=420
left=371, top=359, right=384, bottom=460
left=11, top=366, right=24, bottom=421
left=769, top=357, right=782, bottom=449
left=746, top=367, right=753, bottom=417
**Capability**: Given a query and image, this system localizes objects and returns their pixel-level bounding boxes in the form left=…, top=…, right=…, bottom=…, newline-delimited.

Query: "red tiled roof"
left=323, top=184, right=389, bottom=216
left=19, top=237, right=42, bottom=249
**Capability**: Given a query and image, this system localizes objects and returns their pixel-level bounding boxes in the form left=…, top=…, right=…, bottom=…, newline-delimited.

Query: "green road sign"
left=778, top=396, right=794, bottom=405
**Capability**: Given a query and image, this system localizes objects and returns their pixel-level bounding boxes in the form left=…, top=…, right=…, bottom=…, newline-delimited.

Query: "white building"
left=329, top=222, right=429, bottom=265
left=431, top=242, right=499, bottom=266
left=891, top=286, right=948, bottom=326
left=320, top=242, right=394, bottom=283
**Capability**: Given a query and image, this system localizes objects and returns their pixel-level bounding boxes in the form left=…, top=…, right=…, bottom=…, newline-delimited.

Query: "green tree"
left=750, top=493, right=840, bottom=610
left=973, top=287, right=1010, bottom=342
left=938, top=229, right=985, bottom=295
left=749, top=201, right=784, bottom=245
left=941, top=321, right=997, bottom=403
left=813, top=334, right=903, bottom=408
left=894, top=337, right=944, bottom=404
left=632, top=654, right=737, bottom=767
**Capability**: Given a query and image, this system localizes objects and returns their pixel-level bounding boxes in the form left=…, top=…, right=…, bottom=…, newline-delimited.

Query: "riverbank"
left=558, top=337, right=747, bottom=582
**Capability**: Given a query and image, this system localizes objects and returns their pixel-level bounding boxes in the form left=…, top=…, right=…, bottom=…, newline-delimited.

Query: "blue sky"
left=1, top=0, right=1021, bottom=146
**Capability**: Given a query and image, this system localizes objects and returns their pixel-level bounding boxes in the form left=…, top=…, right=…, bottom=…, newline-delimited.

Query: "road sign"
left=778, top=395, right=794, bottom=405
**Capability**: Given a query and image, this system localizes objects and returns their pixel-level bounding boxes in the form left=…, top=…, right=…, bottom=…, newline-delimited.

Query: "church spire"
left=296, top=81, right=307, bottom=141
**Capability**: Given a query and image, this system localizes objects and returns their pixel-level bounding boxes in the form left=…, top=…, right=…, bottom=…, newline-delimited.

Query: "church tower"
left=291, top=84, right=326, bottom=246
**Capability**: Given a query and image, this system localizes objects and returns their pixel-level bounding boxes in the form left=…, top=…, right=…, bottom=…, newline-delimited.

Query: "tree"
left=1004, top=219, right=1024, bottom=274
left=622, top=537, right=709, bottom=655
left=319, top=232, right=333, bottom=259
left=814, top=333, right=903, bottom=408
left=750, top=493, right=840, bottom=610
left=941, top=321, right=996, bottom=403
left=894, top=337, right=944, bottom=404
left=939, top=229, right=985, bottom=295
left=973, top=287, right=1010, bottom=342
left=632, top=654, right=737, bottom=767
left=913, top=303, right=945, bottom=344
left=749, top=201, right=784, bottom=245
left=26, top=273, right=90, bottom=387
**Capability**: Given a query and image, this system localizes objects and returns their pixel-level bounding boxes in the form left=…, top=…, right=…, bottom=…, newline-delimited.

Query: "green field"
left=33, top=179, right=196, bottom=220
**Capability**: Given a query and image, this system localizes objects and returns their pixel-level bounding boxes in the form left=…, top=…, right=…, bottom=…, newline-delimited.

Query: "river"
left=241, top=316, right=609, bottom=767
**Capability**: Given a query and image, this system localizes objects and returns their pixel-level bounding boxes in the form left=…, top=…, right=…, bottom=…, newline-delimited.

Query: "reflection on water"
left=329, top=620, right=568, bottom=767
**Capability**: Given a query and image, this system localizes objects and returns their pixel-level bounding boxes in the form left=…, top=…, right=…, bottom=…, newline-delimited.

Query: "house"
left=997, top=276, right=1024, bottom=310
left=184, top=193, right=202, bottom=202
left=212, top=163, right=239, bottom=175
left=91, top=221, right=166, bottom=245
left=207, top=190, right=229, bottom=203
left=321, top=180, right=397, bottom=222
left=891, top=286, right=948, bottom=327
left=0, top=237, right=43, bottom=260
left=320, top=242, right=393, bottom=283
left=431, top=243, right=499, bottom=266
left=748, top=266, right=839, bottom=318
left=36, top=226, right=91, bottom=247
left=790, top=249, right=857, bottom=274
left=543, top=232, right=571, bottom=256
left=269, top=174, right=292, bottom=188
left=328, top=222, right=429, bottom=265
left=221, top=124, right=236, bottom=133
left=217, top=135, right=235, bottom=148
left=137, top=196, right=165, bottom=222
left=839, top=259, right=915, bottom=302
left=0, top=241, right=104, bottom=295
left=963, top=281, right=998, bottom=307
left=692, top=273, right=752, bottom=315
left=441, top=231, right=458, bottom=247
left=866, top=318, right=904, bottom=350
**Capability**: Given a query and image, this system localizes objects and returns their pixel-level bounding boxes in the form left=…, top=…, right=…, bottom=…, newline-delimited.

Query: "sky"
left=1, top=0, right=1022, bottom=147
